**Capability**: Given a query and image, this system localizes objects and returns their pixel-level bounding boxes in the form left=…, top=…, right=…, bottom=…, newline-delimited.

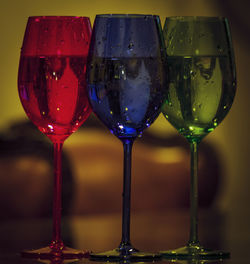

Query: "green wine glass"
left=161, top=16, right=236, bottom=259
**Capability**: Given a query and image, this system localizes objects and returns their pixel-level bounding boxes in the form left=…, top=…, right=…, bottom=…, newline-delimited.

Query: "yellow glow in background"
left=0, top=0, right=249, bottom=219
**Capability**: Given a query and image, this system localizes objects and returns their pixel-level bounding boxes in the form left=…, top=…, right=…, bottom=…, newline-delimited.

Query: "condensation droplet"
left=190, top=70, right=196, bottom=79
left=128, top=42, right=134, bottom=50
left=217, top=45, right=223, bottom=53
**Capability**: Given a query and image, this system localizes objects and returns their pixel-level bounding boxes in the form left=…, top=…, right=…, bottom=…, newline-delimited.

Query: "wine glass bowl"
left=87, top=14, right=165, bottom=140
left=161, top=16, right=236, bottom=259
left=162, top=16, right=236, bottom=144
left=18, top=16, right=92, bottom=259
left=87, top=14, right=166, bottom=261
left=19, top=16, right=92, bottom=142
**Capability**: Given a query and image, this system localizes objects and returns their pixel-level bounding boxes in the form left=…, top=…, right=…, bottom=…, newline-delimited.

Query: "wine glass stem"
left=189, top=140, right=200, bottom=246
left=52, top=141, right=64, bottom=248
left=120, top=138, right=135, bottom=249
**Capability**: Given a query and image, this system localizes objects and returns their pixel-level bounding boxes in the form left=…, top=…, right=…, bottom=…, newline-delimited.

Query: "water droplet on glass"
left=48, top=124, right=54, bottom=131
left=190, top=70, right=196, bottom=79
left=217, top=45, right=223, bottom=53
left=128, top=42, right=134, bottom=50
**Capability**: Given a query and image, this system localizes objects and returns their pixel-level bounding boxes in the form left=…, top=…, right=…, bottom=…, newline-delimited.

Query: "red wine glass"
left=18, top=16, right=92, bottom=260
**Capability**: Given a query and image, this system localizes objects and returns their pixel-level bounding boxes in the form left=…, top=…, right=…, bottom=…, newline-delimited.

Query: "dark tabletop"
left=0, top=209, right=248, bottom=264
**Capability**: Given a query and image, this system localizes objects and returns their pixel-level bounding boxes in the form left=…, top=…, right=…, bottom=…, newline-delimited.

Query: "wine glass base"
left=160, top=245, right=230, bottom=260
left=90, top=247, right=161, bottom=262
left=21, top=246, right=90, bottom=260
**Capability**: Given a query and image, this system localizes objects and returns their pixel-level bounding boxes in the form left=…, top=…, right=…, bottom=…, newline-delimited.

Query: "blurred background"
left=0, top=0, right=249, bottom=228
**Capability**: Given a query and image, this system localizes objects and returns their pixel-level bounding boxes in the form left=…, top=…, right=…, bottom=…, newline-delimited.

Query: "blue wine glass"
left=86, top=14, right=166, bottom=261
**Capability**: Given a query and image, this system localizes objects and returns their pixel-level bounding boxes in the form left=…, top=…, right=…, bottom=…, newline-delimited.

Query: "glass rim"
left=165, top=16, right=227, bottom=21
left=95, top=14, right=159, bottom=19
left=28, top=16, right=90, bottom=20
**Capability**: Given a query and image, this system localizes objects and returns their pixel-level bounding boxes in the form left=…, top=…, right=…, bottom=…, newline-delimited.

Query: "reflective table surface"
left=0, top=209, right=249, bottom=264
